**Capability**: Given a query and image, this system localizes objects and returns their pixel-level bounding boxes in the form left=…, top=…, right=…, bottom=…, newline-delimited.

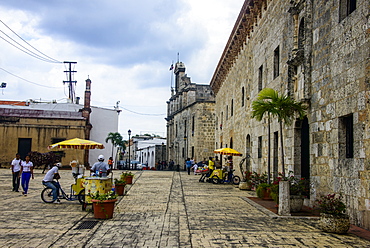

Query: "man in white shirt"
left=42, top=163, right=62, bottom=204
left=90, top=155, right=110, bottom=177
left=11, top=153, right=21, bottom=192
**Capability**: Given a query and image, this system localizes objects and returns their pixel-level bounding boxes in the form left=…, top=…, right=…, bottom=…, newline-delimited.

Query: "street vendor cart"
left=45, top=138, right=108, bottom=210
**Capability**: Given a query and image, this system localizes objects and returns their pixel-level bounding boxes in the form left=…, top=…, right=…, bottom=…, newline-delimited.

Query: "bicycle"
left=210, top=169, right=240, bottom=185
left=41, top=179, right=85, bottom=205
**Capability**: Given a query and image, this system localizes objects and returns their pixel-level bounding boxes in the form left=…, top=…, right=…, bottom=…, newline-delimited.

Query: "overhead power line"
left=121, top=106, right=165, bottom=116
left=0, top=67, right=64, bottom=89
left=0, top=19, right=62, bottom=63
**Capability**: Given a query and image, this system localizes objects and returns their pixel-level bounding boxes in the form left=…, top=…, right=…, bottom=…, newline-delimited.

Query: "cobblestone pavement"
left=0, top=169, right=369, bottom=247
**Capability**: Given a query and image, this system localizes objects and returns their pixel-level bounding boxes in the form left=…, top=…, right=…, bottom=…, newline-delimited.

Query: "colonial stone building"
left=210, top=0, right=369, bottom=229
left=0, top=104, right=87, bottom=167
left=166, top=62, right=215, bottom=168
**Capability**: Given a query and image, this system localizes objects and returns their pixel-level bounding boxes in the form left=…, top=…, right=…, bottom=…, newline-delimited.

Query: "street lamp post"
left=183, top=135, right=187, bottom=171
left=128, top=129, right=131, bottom=170
left=161, top=142, right=164, bottom=170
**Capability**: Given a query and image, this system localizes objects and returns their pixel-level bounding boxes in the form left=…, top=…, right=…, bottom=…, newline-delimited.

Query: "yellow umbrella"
left=47, top=138, right=105, bottom=150
left=214, top=148, right=242, bottom=156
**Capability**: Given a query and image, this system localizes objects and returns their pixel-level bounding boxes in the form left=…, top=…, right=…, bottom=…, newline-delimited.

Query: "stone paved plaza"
left=0, top=168, right=369, bottom=247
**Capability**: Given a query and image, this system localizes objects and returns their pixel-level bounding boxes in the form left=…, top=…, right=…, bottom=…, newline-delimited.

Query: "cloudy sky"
left=0, top=0, right=244, bottom=139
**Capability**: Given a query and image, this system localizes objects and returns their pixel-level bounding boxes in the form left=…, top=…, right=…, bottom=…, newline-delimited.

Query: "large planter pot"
left=319, top=213, right=350, bottom=234
left=115, top=184, right=126, bottom=196
left=262, top=189, right=272, bottom=200
left=92, top=199, right=117, bottom=219
left=123, top=175, right=133, bottom=184
left=290, top=195, right=304, bottom=213
left=239, top=181, right=252, bottom=191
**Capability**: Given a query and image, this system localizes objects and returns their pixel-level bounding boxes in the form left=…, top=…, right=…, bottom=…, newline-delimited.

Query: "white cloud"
left=0, top=0, right=244, bottom=138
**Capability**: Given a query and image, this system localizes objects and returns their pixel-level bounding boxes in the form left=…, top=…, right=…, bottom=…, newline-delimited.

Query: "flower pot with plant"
left=271, top=172, right=309, bottom=212
left=89, top=191, right=118, bottom=219
left=256, top=183, right=272, bottom=200
left=316, top=193, right=350, bottom=234
left=120, top=171, right=134, bottom=184
left=114, top=178, right=126, bottom=196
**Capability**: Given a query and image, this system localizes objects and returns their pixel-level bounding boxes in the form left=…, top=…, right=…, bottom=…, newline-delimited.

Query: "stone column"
left=278, top=181, right=291, bottom=216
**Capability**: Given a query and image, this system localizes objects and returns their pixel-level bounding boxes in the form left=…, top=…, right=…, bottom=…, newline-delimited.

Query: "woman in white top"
left=20, top=155, right=34, bottom=196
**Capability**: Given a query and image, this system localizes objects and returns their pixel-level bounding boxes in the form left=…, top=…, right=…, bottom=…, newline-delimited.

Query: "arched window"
left=231, top=100, right=234, bottom=117
left=298, top=18, right=305, bottom=51
left=241, top=87, right=245, bottom=107
left=246, top=134, right=251, bottom=156
left=226, top=106, right=228, bottom=120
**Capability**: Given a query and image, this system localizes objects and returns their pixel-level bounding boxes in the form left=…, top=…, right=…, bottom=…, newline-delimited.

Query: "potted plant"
left=89, top=191, right=118, bottom=219
left=251, top=171, right=268, bottom=190
left=287, top=173, right=309, bottom=212
left=114, top=178, right=126, bottom=196
left=270, top=172, right=309, bottom=212
left=256, top=183, right=272, bottom=200
left=316, top=193, right=350, bottom=234
left=120, top=171, right=134, bottom=184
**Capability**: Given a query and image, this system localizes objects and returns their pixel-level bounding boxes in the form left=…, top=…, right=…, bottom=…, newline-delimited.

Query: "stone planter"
left=319, top=213, right=350, bottom=234
left=239, top=181, right=252, bottom=191
left=290, top=195, right=304, bottom=213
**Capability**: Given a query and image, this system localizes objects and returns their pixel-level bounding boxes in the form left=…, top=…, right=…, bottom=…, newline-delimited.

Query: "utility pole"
left=63, top=61, right=77, bottom=103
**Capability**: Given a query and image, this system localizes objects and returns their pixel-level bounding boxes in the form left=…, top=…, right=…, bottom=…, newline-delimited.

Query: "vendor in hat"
left=90, top=155, right=110, bottom=177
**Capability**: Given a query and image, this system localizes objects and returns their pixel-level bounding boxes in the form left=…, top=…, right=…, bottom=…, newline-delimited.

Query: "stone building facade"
left=210, top=0, right=369, bottom=229
left=166, top=62, right=215, bottom=169
left=0, top=105, right=87, bottom=167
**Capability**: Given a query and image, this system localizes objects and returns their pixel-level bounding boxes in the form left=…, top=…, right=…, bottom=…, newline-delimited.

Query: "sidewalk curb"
left=240, top=196, right=319, bottom=220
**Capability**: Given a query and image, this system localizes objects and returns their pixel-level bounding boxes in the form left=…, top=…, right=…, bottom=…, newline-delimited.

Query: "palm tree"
left=273, top=91, right=306, bottom=176
left=105, top=132, right=123, bottom=158
left=251, top=88, right=277, bottom=184
left=116, top=139, right=127, bottom=160
left=252, top=88, right=306, bottom=178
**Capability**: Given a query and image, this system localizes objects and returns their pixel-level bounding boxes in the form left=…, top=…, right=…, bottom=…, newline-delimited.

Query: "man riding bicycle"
left=42, top=162, right=62, bottom=204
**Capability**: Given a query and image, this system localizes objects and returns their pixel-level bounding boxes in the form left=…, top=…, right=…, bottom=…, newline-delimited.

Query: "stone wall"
left=210, top=0, right=369, bottom=229
left=0, top=115, right=86, bottom=167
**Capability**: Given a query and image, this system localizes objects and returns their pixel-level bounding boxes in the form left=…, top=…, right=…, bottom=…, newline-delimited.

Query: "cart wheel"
left=233, top=175, right=241, bottom=185
left=41, top=187, right=54, bottom=203
left=77, top=189, right=85, bottom=205
left=211, top=175, right=219, bottom=184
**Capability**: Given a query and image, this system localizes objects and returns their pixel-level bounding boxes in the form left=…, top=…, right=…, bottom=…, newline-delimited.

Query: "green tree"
left=105, top=132, right=123, bottom=158
left=251, top=88, right=276, bottom=183
left=252, top=88, right=306, bottom=178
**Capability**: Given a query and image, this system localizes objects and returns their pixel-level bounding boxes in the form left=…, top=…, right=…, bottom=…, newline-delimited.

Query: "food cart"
left=83, top=177, right=113, bottom=204
left=47, top=138, right=107, bottom=209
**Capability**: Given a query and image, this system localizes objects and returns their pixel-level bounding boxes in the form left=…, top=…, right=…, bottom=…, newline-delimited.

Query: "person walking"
left=42, top=163, right=62, bottom=204
left=11, top=153, right=21, bottom=192
left=186, top=158, right=192, bottom=175
left=226, top=156, right=233, bottom=182
left=108, top=157, right=114, bottom=170
left=20, top=155, right=34, bottom=196
left=169, top=160, right=174, bottom=171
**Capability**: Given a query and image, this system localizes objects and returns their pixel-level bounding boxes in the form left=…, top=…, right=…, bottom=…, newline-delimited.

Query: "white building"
left=27, top=102, right=119, bottom=166
left=134, top=138, right=166, bottom=168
